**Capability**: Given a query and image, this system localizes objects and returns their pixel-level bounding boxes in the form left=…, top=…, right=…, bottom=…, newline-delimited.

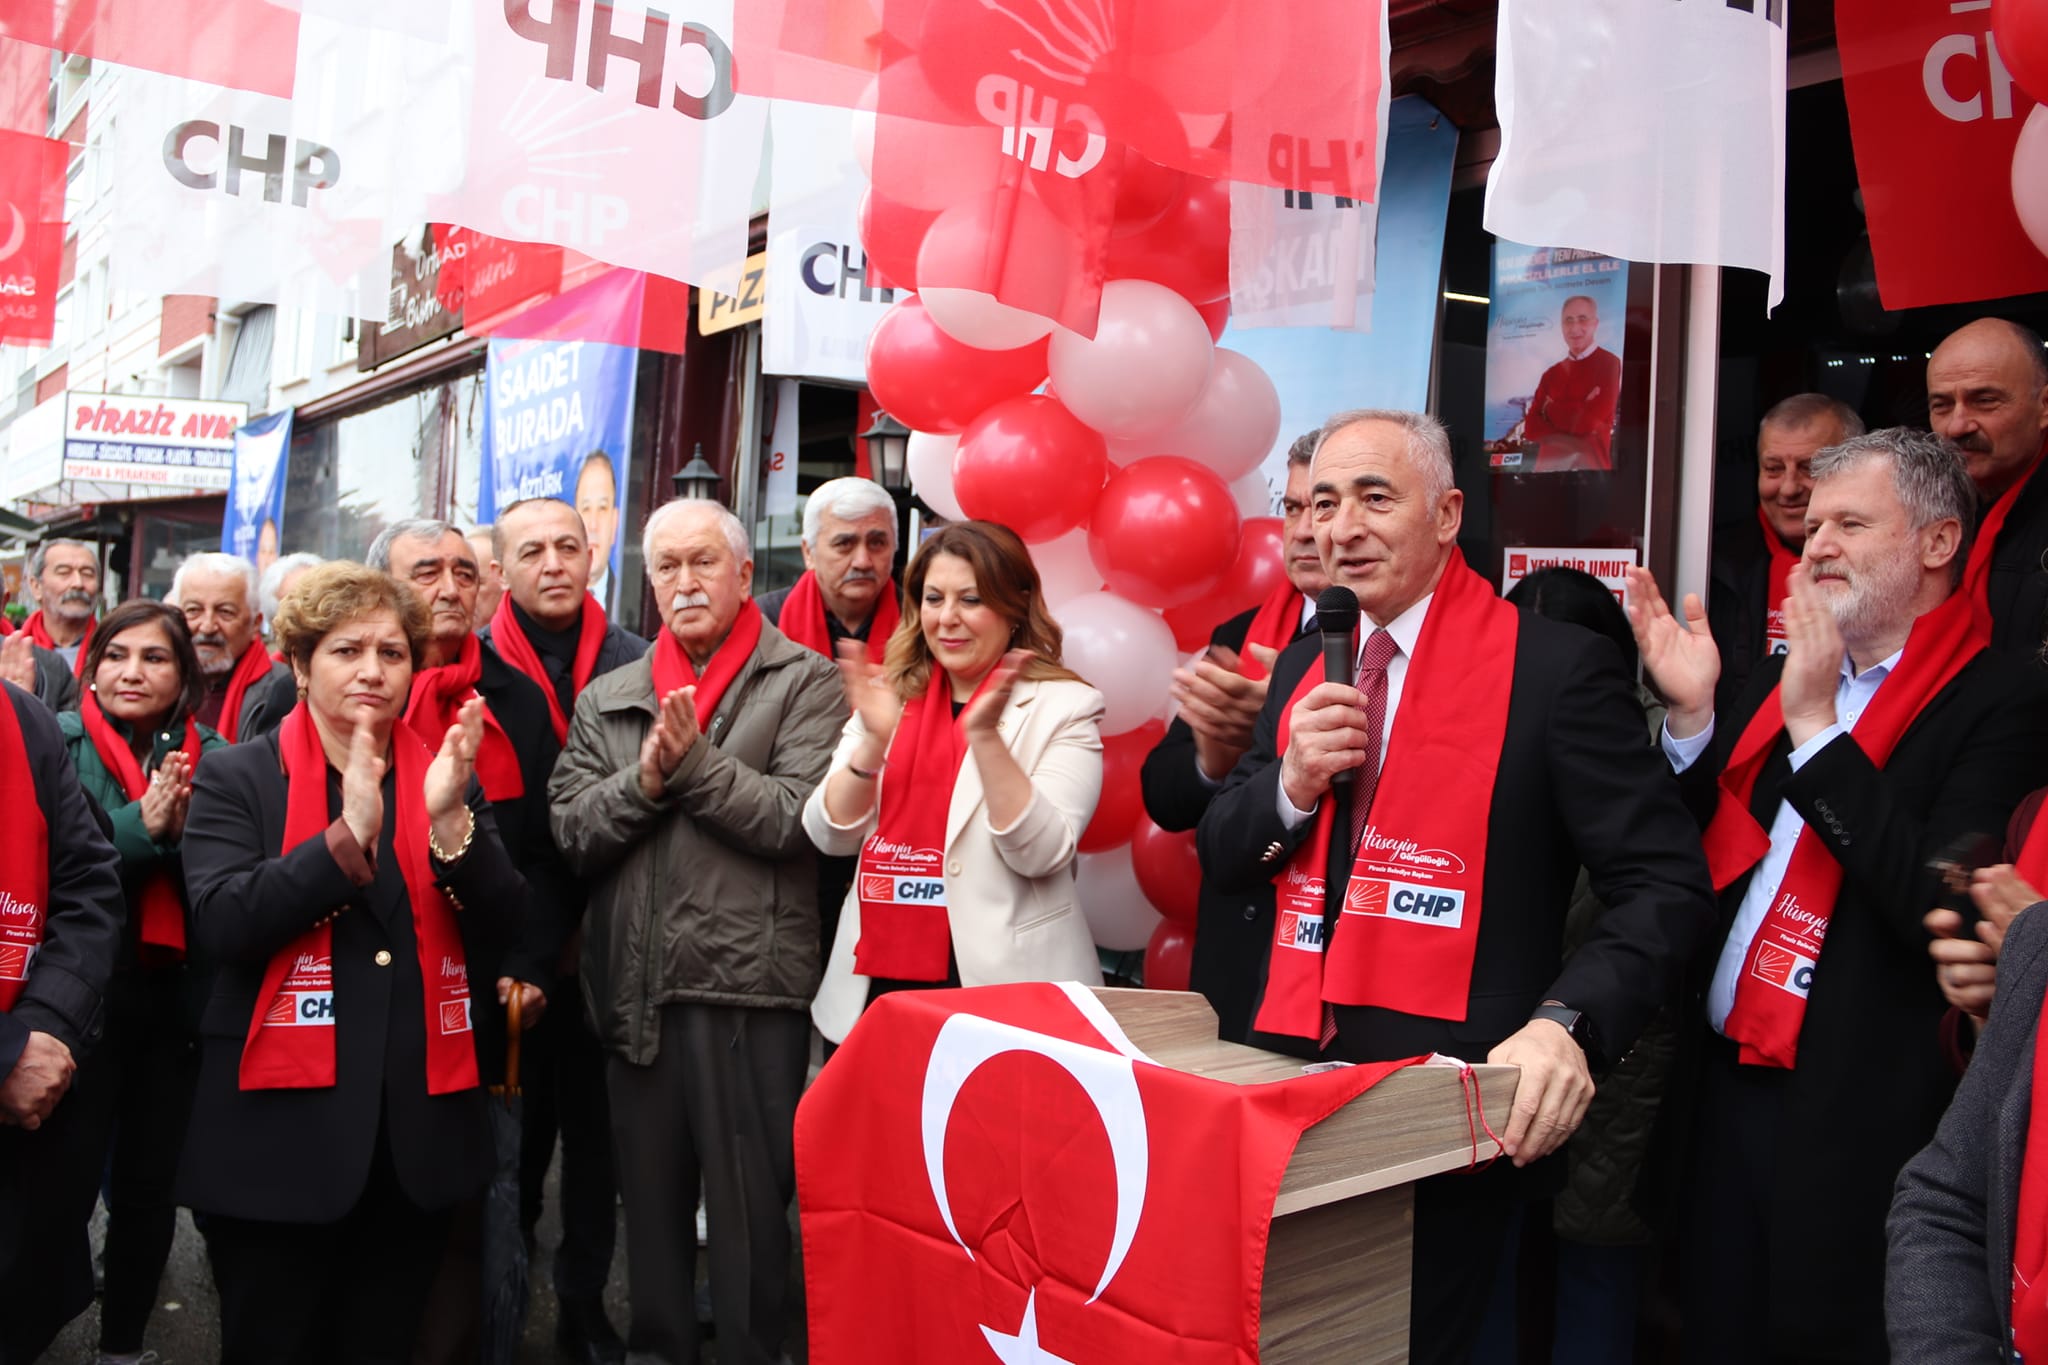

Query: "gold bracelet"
left=429, top=809, right=476, bottom=864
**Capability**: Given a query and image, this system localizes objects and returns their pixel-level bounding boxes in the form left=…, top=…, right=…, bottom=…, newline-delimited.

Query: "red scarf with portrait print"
left=779, top=569, right=899, bottom=664
left=1699, top=590, right=1983, bottom=1068
left=650, top=598, right=763, bottom=724
left=79, top=689, right=203, bottom=960
left=0, top=692, right=49, bottom=1011
left=239, top=704, right=477, bottom=1095
left=1253, top=554, right=1519, bottom=1040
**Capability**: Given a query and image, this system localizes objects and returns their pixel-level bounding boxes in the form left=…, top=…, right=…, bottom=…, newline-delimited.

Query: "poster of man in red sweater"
left=1483, top=244, right=1628, bottom=474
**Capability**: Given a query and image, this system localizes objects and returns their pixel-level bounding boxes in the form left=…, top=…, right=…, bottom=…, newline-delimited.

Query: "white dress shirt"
left=1662, top=647, right=1905, bottom=1033
left=1276, top=592, right=1435, bottom=828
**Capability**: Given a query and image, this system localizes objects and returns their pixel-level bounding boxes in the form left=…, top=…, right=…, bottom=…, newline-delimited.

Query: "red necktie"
left=1325, top=628, right=1401, bottom=1050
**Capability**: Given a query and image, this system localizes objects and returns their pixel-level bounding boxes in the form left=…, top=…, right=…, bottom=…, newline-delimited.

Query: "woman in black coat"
left=178, top=562, right=532, bottom=1363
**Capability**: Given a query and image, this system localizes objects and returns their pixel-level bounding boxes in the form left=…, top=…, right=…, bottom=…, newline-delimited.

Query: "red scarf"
left=0, top=695, right=49, bottom=1011
left=79, top=690, right=203, bottom=960
left=216, top=641, right=277, bottom=744
left=1253, top=554, right=1519, bottom=1040
left=1700, top=591, right=1984, bottom=1069
left=239, top=704, right=478, bottom=1095
left=22, top=610, right=90, bottom=677
left=650, top=598, right=763, bottom=723
left=404, top=634, right=524, bottom=801
left=1236, top=578, right=1307, bottom=683
left=852, top=669, right=995, bottom=980
left=1963, top=440, right=2048, bottom=637
left=777, top=570, right=900, bottom=665
left=1757, top=504, right=1799, bottom=658
left=489, top=592, right=608, bottom=744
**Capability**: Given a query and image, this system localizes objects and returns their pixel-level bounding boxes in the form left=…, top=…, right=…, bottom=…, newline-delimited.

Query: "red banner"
left=796, top=982, right=1421, bottom=1364
left=3, top=1, right=300, bottom=100
left=434, top=226, right=688, bottom=356
left=1839, top=0, right=2048, bottom=308
left=0, top=129, right=69, bottom=344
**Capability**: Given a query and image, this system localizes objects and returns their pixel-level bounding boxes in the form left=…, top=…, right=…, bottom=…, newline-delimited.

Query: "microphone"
left=1315, top=586, right=1362, bottom=790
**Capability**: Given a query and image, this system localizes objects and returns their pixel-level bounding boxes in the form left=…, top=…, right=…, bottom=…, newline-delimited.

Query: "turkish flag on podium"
left=797, top=983, right=1419, bottom=1364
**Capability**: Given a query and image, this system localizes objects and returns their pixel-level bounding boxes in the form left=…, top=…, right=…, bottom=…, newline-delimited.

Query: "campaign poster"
left=1500, top=545, right=1639, bottom=601
left=223, top=409, right=293, bottom=574
left=480, top=337, right=636, bottom=610
left=1483, top=242, right=1629, bottom=474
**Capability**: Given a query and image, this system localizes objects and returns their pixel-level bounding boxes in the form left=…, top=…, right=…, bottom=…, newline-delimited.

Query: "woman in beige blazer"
left=805, top=521, right=1105, bottom=1044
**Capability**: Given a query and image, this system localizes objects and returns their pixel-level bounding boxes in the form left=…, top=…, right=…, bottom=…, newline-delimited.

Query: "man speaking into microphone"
left=1196, top=409, right=1714, bottom=1365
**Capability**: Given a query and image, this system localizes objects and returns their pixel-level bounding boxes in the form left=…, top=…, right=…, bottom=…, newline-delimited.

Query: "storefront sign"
left=1483, top=242, right=1630, bottom=475
left=360, top=229, right=463, bottom=371
left=480, top=337, right=637, bottom=610
left=223, top=409, right=293, bottom=569
left=61, top=392, right=248, bottom=493
left=699, top=250, right=767, bottom=335
left=1838, top=0, right=2048, bottom=308
left=1501, top=546, right=1639, bottom=601
left=764, top=101, right=898, bottom=382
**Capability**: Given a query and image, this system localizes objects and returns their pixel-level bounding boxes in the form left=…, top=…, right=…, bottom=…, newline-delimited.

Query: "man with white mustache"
left=1626, top=427, right=2048, bottom=1361
left=169, top=552, right=293, bottom=742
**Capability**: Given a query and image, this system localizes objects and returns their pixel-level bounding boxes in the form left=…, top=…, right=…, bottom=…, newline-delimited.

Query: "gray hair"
left=365, top=518, right=461, bottom=572
left=260, top=552, right=323, bottom=622
left=1759, top=393, right=1866, bottom=447
left=643, top=499, right=751, bottom=565
left=28, top=538, right=94, bottom=581
left=1312, top=408, right=1456, bottom=507
left=800, top=477, right=896, bottom=548
left=1285, top=430, right=1320, bottom=467
left=169, top=552, right=259, bottom=609
left=1810, top=428, right=1977, bottom=584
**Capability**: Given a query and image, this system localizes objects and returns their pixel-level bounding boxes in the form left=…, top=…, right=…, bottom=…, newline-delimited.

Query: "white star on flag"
left=980, top=1288, right=1077, bottom=1365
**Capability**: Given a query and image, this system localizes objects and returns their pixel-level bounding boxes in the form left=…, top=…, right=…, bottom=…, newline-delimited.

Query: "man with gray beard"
left=1625, top=428, right=2048, bottom=1362
left=169, top=552, right=293, bottom=742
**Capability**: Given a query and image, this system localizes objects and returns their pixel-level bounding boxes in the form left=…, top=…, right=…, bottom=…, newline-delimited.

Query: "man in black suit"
left=1142, top=431, right=1325, bottom=1041
left=1197, top=408, right=1715, bottom=1365
left=1628, top=426, right=2048, bottom=1363
left=0, top=681, right=128, bottom=1360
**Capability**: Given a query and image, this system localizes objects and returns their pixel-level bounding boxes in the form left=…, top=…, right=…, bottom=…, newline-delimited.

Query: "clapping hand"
left=340, top=720, right=387, bottom=852
left=833, top=638, right=904, bottom=749
left=962, top=650, right=1031, bottom=737
left=139, top=751, right=193, bottom=842
left=1623, top=566, right=1720, bottom=737
left=1172, top=643, right=1279, bottom=778
left=424, top=697, right=485, bottom=820
left=637, top=687, right=701, bottom=800
left=0, top=633, right=34, bottom=693
left=1778, top=570, right=1846, bottom=749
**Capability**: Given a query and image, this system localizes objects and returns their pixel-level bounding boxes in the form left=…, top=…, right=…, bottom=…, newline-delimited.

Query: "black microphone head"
left=1315, top=586, right=1360, bottom=634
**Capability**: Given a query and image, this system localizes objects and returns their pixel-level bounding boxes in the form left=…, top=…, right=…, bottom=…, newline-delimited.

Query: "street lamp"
left=671, top=442, right=723, bottom=501
left=859, top=409, right=912, bottom=493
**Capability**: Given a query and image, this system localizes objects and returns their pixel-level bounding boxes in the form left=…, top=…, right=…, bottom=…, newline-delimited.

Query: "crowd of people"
left=1, top=314, right=2047, bottom=1365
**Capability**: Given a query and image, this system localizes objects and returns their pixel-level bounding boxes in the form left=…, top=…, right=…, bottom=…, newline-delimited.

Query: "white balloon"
left=2015, top=105, right=2048, bottom=259
left=1230, top=468, right=1275, bottom=518
left=907, top=431, right=965, bottom=521
left=1056, top=591, right=1179, bottom=736
left=1031, top=527, right=1105, bottom=609
left=920, top=286, right=1058, bottom=351
left=1048, top=279, right=1214, bottom=440
left=1151, top=349, right=1283, bottom=482
left=1075, top=846, right=1163, bottom=952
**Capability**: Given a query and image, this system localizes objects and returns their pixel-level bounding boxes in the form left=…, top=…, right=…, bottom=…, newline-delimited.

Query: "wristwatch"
left=1530, top=1000, right=1601, bottom=1064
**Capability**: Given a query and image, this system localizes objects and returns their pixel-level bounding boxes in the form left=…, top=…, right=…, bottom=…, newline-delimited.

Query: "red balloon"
left=954, top=396, right=1110, bottom=543
left=1114, top=149, right=1186, bottom=236
left=1106, top=176, right=1231, bottom=304
left=1160, top=517, right=1288, bottom=647
left=1144, top=919, right=1194, bottom=993
left=864, top=297, right=1049, bottom=435
left=1996, top=0, right=2048, bottom=102
left=1197, top=297, right=1230, bottom=342
left=1081, top=719, right=1164, bottom=853
left=1132, top=817, right=1200, bottom=924
left=858, top=187, right=939, bottom=292
left=1087, top=456, right=1243, bottom=609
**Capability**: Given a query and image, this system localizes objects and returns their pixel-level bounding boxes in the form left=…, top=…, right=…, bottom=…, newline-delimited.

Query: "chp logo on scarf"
left=796, top=982, right=1418, bottom=1364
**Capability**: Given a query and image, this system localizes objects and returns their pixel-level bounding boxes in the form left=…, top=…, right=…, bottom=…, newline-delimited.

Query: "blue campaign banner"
left=1221, top=96, right=1460, bottom=496
left=223, top=409, right=293, bottom=570
left=481, top=337, right=637, bottom=610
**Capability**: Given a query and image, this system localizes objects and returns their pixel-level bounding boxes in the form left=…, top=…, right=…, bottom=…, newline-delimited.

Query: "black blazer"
left=231, top=656, right=296, bottom=740
left=1667, top=647, right=2048, bottom=1358
left=1984, top=463, right=2048, bottom=667
left=1197, top=610, right=1717, bottom=1069
left=1707, top=510, right=1779, bottom=720
left=1140, top=599, right=1311, bottom=1043
left=1888, top=892, right=2048, bottom=1364
left=470, top=644, right=575, bottom=1005
left=177, top=732, right=531, bottom=1223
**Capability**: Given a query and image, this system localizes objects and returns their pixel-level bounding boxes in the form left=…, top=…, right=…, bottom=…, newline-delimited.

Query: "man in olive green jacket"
left=549, top=500, right=840, bottom=1365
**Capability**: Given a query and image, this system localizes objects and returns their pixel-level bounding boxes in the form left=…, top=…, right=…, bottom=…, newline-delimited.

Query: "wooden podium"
left=1089, top=987, right=1520, bottom=1365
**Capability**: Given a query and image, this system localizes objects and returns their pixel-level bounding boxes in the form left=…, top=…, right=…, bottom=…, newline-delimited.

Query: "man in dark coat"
left=1142, top=432, right=1325, bottom=1041
left=0, top=680, right=128, bottom=1361
left=1631, top=427, right=2048, bottom=1362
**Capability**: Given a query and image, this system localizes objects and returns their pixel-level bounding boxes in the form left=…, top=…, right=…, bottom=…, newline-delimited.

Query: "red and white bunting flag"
left=0, top=128, right=70, bottom=344
left=4, top=0, right=303, bottom=100
left=0, top=41, right=49, bottom=137
left=447, top=0, right=765, bottom=294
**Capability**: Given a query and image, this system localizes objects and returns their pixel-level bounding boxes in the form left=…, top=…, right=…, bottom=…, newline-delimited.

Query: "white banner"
left=766, top=376, right=799, bottom=518
left=1485, top=0, right=1787, bottom=307
left=762, top=99, right=899, bottom=383
left=448, top=0, right=765, bottom=294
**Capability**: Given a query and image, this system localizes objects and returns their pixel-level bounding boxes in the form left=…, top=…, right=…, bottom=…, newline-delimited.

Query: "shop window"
left=750, top=382, right=862, bottom=598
